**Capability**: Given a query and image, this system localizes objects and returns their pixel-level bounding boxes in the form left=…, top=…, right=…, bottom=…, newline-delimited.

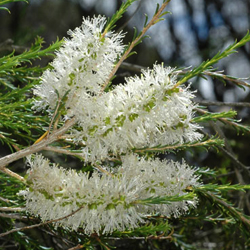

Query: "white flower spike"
left=19, top=154, right=200, bottom=235
left=33, top=15, right=125, bottom=116
left=72, top=64, right=203, bottom=162
left=32, top=15, right=202, bottom=163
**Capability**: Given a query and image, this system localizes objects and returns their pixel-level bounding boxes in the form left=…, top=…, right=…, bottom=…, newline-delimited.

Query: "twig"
left=67, top=240, right=91, bottom=250
left=0, top=213, right=27, bottom=220
left=0, top=196, right=17, bottom=204
left=92, top=163, right=113, bottom=177
left=44, top=146, right=113, bottom=176
left=209, top=120, right=246, bottom=186
left=195, top=113, right=250, bottom=178
left=0, top=207, right=25, bottom=212
left=92, top=235, right=111, bottom=250
left=204, top=167, right=250, bottom=182
left=219, top=146, right=250, bottom=178
left=206, top=191, right=250, bottom=230
left=197, top=100, right=250, bottom=108
left=133, top=138, right=221, bottom=153
left=0, top=167, right=26, bottom=183
left=0, top=39, right=28, bottom=54
left=68, top=245, right=84, bottom=250
left=203, top=70, right=250, bottom=89
left=0, top=205, right=83, bottom=238
left=47, top=98, right=62, bottom=137
left=104, top=229, right=174, bottom=241
left=0, top=117, right=77, bottom=169
left=195, top=107, right=250, bottom=134
left=120, top=62, right=250, bottom=90
left=117, top=0, right=143, bottom=33
left=44, top=146, right=83, bottom=158
left=121, top=61, right=147, bottom=73
left=100, top=0, right=171, bottom=93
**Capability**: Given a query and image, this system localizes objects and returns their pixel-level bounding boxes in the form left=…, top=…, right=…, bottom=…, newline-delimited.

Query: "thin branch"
left=0, top=205, right=83, bottom=238
left=117, top=0, right=143, bottom=33
left=198, top=100, right=250, bottom=108
left=121, top=61, right=146, bottom=73
left=0, top=207, right=25, bottom=212
left=208, top=120, right=246, bottom=188
left=44, top=146, right=113, bottom=177
left=119, top=62, right=250, bottom=89
left=0, top=167, right=26, bottom=183
left=196, top=118, right=250, bottom=178
left=0, top=39, right=28, bottom=54
left=44, top=146, right=83, bottom=157
left=100, top=0, right=171, bottom=93
left=94, top=236, right=111, bottom=250
left=204, top=167, right=250, bottom=182
left=195, top=107, right=250, bottom=133
left=219, top=146, right=250, bottom=178
left=206, top=191, right=250, bottom=230
left=0, top=196, right=18, bottom=204
left=0, top=212, right=27, bottom=220
left=68, top=245, right=84, bottom=250
left=47, top=97, right=62, bottom=137
left=104, top=229, right=174, bottom=240
left=0, top=117, right=77, bottom=169
left=133, top=137, right=222, bottom=153
left=203, top=70, right=250, bottom=89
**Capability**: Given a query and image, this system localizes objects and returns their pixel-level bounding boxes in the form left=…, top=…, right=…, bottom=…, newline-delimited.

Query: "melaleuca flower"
left=121, top=154, right=200, bottom=218
left=71, top=64, right=203, bottom=162
left=33, top=15, right=125, bottom=116
left=32, top=15, right=202, bottom=163
left=19, top=154, right=200, bottom=235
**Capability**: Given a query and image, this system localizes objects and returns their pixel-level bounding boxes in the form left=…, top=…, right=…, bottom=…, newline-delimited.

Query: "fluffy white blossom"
left=33, top=15, right=124, bottom=115
left=31, top=15, right=202, bottom=162
left=27, top=16, right=203, bottom=234
left=71, top=64, right=203, bottom=162
left=19, top=154, right=200, bottom=235
left=121, top=154, right=200, bottom=218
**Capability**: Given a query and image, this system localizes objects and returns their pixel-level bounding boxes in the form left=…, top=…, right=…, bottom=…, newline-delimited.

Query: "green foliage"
left=134, top=136, right=225, bottom=154
left=195, top=186, right=250, bottom=233
left=0, top=36, right=62, bottom=89
left=0, top=172, right=25, bottom=203
left=0, top=83, right=46, bottom=148
left=0, top=37, right=62, bottom=149
left=192, top=109, right=237, bottom=123
left=176, top=31, right=250, bottom=87
left=104, top=0, right=139, bottom=33
left=116, top=222, right=171, bottom=238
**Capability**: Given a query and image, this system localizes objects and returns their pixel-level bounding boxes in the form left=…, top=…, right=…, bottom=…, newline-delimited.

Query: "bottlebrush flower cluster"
left=20, top=15, right=203, bottom=234
left=33, top=15, right=125, bottom=115
left=19, top=154, right=200, bottom=235
left=71, top=64, right=203, bottom=162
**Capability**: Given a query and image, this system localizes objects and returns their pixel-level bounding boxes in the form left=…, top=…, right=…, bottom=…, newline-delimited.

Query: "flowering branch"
left=0, top=117, right=76, bottom=169
left=100, top=0, right=171, bottom=93
left=174, top=31, right=250, bottom=88
left=195, top=108, right=250, bottom=134
left=0, top=206, right=83, bottom=238
left=133, top=137, right=224, bottom=154
left=1, top=0, right=250, bottom=247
